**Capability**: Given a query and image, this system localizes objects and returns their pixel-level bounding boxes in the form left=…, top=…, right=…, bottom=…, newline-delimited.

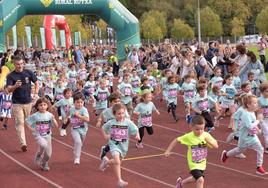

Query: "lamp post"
left=197, top=0, right=201, bottom=46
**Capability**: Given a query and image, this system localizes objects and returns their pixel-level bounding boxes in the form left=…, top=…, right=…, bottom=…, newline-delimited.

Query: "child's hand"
left=96, top=121, right=101, bottom=128
left=135, top=134, right=140, bottom=141
left=74, top=111, right=80, bottom=118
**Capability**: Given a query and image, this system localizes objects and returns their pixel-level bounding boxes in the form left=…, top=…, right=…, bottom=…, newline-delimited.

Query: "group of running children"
left=1, top=59, right=268, bottom=188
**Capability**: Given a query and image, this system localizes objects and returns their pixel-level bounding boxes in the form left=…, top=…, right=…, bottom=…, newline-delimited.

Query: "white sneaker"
left=235, top=153, right=246, bottom=159
left=74, top=158, right=80, bottom=165
left=226, top=132, right=236, bottom=143
left=117, top=180, right=128, bottom=188
left=136, top=142, right=143, bottom=149
left=99, top=156, right=109, bottom=171
left=60, top=129, right=67, bottom=136
left=58, top=116, right=62, bottom=120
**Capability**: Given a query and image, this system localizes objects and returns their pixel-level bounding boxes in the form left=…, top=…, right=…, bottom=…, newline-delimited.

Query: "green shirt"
left=177, top=131, right=215, bottom=170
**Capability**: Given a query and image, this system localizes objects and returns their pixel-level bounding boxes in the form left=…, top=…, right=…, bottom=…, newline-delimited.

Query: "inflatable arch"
left=44, top=15, right=72, bottom=49
left=0, top=0, right=141, bottom=60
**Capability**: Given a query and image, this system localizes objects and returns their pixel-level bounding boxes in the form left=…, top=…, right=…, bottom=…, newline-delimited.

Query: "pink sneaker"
left=256, top=166, right=268, bottom=175
left=221, top=150, right=228, bottom=163
left=136, top=142, right=143, bottom=149
left=175, top=177, right=182, bottom=188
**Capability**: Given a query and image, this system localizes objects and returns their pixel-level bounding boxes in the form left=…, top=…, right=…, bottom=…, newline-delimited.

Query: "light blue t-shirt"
left=131, top=76, right=141, bottom=94
left=84, top=81, right=96, bottom=96
left=165, top=83, right=181, bottom=105
left=26, top=111, right=54, bottom=137
left=238, top=110, right=261, bottom=148
left=220, top=84, right=237, bottom=105
left=94, top=87, right=110, bottom=110
left=54, top=98, right=74, bottom=118
left=118, top=82, right=133, bottom=104
left=54, top=86, right=65, bottom=101
left=181, top=82, right=196, bottom=103
left=102, top=118, right=138, bottom=158
left=134, top=102, right=157, bottom=128
left=258, top=96, right=268, bottom=119
left=193, top=95, right=216, bottom=113
left=69, top=106, right=89, bottom=135
left=232, top=76, right=241, bottom=91
left=210, top=76, right=223, bottom=88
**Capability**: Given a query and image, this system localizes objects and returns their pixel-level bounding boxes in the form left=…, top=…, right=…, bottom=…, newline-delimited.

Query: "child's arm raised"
left=164, top=138, right=178, bottom=157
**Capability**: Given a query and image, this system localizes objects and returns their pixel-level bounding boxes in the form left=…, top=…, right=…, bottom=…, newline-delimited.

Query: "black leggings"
left=169, top=102, right=177, bottom=120
left=138, top=126, right=154, bottom=143
left=61, top=118, right=70, bottom=129
left=201, top=111, right=214, bottom=128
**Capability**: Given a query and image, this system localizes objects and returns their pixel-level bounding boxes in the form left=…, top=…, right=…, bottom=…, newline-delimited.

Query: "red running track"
left=0, top=96, right=268, bottom=188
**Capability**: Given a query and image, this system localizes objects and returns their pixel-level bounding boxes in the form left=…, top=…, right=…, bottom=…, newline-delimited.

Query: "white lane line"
left=0, top=149, right=63, bottom=188
left=90, top=126, right=268, bottom=181
left=52, top=138, right=174, bottom=188
left=150, top=121, right=237, bottom=146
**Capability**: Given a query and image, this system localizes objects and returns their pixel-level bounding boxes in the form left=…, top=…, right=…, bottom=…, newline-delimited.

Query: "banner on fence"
left=40, top=27, right=46, bottom=49
left=25, top=26, right=32, bottom=48
left=60, top=30, right=66, bottom=48
left=12, top=25, right=17, bottom=49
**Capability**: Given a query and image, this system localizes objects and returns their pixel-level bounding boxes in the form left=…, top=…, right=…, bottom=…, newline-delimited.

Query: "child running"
left=99, top=103, right=140, bottom=188
left=0, top=86, right=12, bottom=130
left=69, top=92, right=90, bottom=165
left=133, top=91, right=160, bottom=148
left=26, top=97, right=58, bottom=171
left=165, top=115, right=218, bottom=188
left=181, top=74, right=196, bottom=123
left=166, top=75, right=181, bottom=122
left=258, top=83, right=268, bottom=154
left=221, top=94, right=267, bottom=175
left=53, top=88, right=73, bottom=136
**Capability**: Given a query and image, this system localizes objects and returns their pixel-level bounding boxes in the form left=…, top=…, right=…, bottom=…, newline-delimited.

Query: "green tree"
left=141, top=15, right=163, bottom=39
left=231, top=17, right=245, bottom=36
left=200, top=6, right=223, bottom=37
left=171, top=18, right=194, bottom=39
left=141, top=10, right=167, bottom=38
left=256, top=6, right=268, bottom=33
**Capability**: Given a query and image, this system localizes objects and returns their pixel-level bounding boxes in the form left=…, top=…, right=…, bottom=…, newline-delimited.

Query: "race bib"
left=131, top=80, right=139, bottom=88
left=70, top=117, right=84, bottom=129
left=69, top=78, right=76, bottom=83
left=36, top=122, right=50, bottom=136
left=87, top=87, right=95, bottom=94
left=198, top=100, right=208, bottom=111
left=141, top=114, right=152, bottom=127
left=185, top=90, right=194, bottom=98
left=191, top=145, right=207, bottom=163
left=248, top=126, right=258, bottom=136
left=168, top=89, right=177, bottom=98
left=226, top=88, right=235, bottom=99
left=214, top=81, right=222, bottom=87
left=110, top=126, right=128, bottom=142
left=124, top=87, right=131, bottom=96
left=2, top=101, right=12, bottom=109
left=56, top=95, right=64, bottom=100
left=98, top=92, right=107, bottom=101
left=45, top=87, right=52, bottom=94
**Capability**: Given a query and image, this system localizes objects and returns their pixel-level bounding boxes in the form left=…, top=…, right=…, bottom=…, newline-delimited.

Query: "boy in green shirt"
left=165, top=115, right=218, bottom=188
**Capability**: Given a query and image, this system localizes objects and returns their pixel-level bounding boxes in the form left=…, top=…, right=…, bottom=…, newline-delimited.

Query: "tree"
left=140, top=10, right=167, bottom=38
left=200, top=7, right=223, bottom=37
left=171, top=18, right=194, bottom=39
left=141, top=15, right=163, bottom=39
left=231, top=17, right=245, bottom=37
left=256, top=6, right=268, bottom=33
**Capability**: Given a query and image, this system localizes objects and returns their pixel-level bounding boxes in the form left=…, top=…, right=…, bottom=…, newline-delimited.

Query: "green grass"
left=247, top=45, right=268, bottom=60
